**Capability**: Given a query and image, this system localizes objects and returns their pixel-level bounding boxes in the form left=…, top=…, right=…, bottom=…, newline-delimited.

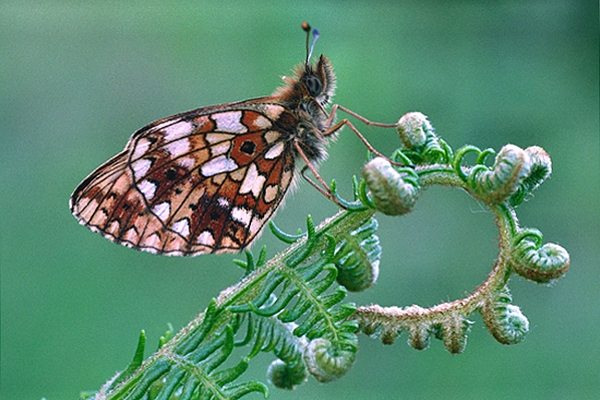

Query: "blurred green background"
left=1, top=1, right=598, bottom=399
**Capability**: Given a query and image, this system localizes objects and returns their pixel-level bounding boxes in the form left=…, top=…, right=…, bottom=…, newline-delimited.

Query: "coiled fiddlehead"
left=354, top=111, right=569, bottom=354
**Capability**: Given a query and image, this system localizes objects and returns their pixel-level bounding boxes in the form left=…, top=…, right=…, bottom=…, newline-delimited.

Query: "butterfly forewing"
left=71, top=102, right=297, bottom=255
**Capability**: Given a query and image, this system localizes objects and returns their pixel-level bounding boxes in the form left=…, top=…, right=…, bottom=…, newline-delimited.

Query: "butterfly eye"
left=303, top=75, right=323, bottom=97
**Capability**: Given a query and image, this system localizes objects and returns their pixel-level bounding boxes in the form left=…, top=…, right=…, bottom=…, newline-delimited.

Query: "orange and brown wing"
left=70, top=103, right=296, bottom=256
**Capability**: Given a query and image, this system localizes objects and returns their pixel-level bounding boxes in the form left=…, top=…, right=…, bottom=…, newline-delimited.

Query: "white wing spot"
left=250, top=214, right=267, bottom=236
left=197, top=230, right=215, bottom=246
left=132, top=138, right=152, bottom=159
left=281, top=170, right=292, bottom=188
left=211, top=173, right=226, bottom=185
left=206, top=133, right=235, bottom=144
left=144, top=246, right=158, bottom=254
left=171, top=218, right=190, bottom=237
left=263, top=104, right=284, bottom=120
left=265, top=141, right=284, bottom=160
left=151, top=120, right=173, bottom=132
left=77, top=198, right=98, bottom=216
left=163, top=121, right=193, bottom=141
left=213, top=111, right=247, bottom=133
left=252, top=114, right=272, bottom=129
left=165, top=139, right=190, bottom=158
left=123, top=227, right=139, bottom=242
left=230, top=166, right=247, bottom=181
left=152, top=202, right=171, bottom=222
left=210, top=141, right=231, bottom=157
left=178, top=157, right=195, bottom=169
left=232, top=206, right=252, bottom=227
left=138, top=180, right=157, bottom=200
left=264, top=130, right=281, bottom=144
left=106, top=220, right=120, bottom=235
left=240, top=163, right=266, bottom=197
left=217, top=197, right=230, bottom=208
left=264, top=184, right=279, bottom=203
left=201, top=155, right=239, bottom=177
left=145, top=232, right=162, bottom=249
left=132, top=158, right=152, bottom=180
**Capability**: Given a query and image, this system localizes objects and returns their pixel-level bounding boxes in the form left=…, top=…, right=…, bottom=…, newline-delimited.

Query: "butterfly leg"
left=294, top=105, right=406, bottom=208
left=328, top=104, right=398, bottom=129
left=324, top=104, right=405, bottom=167
left=294, top=139, right=346, bottom=208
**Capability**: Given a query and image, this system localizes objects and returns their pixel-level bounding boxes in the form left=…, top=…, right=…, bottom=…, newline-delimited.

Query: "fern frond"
left=88, top=209, right=376, bottom=399
left=82, top=111, right=568, bottom=399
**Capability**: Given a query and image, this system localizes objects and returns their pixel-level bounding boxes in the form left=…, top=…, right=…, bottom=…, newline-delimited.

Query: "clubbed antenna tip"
left=302, top=22, right=321, bottom=64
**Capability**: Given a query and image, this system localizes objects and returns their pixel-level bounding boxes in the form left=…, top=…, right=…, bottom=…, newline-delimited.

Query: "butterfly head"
left=299, top=54, right=336, bottom=108
left=275, top=24, right=336, bottom=113
left=300, top=23, right=335, bottom=108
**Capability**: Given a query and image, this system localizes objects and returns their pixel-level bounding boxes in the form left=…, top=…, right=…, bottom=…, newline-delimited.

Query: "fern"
left=82, top=208, right=376, bottom=399
left=81, top=112, right=569, bottom=399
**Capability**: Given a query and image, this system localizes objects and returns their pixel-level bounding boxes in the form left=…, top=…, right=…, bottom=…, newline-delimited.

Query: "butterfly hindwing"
left=70, top=102, right=296, bottom=255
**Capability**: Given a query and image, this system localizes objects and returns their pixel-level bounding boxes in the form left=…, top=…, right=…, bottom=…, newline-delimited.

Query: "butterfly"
left=70, top=24, right=339, bottom=256
left=70, top=23, right=392, bottom=256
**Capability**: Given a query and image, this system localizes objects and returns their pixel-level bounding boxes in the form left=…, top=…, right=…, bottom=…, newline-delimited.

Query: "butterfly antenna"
left=302, top=22, right=320, bottom=65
